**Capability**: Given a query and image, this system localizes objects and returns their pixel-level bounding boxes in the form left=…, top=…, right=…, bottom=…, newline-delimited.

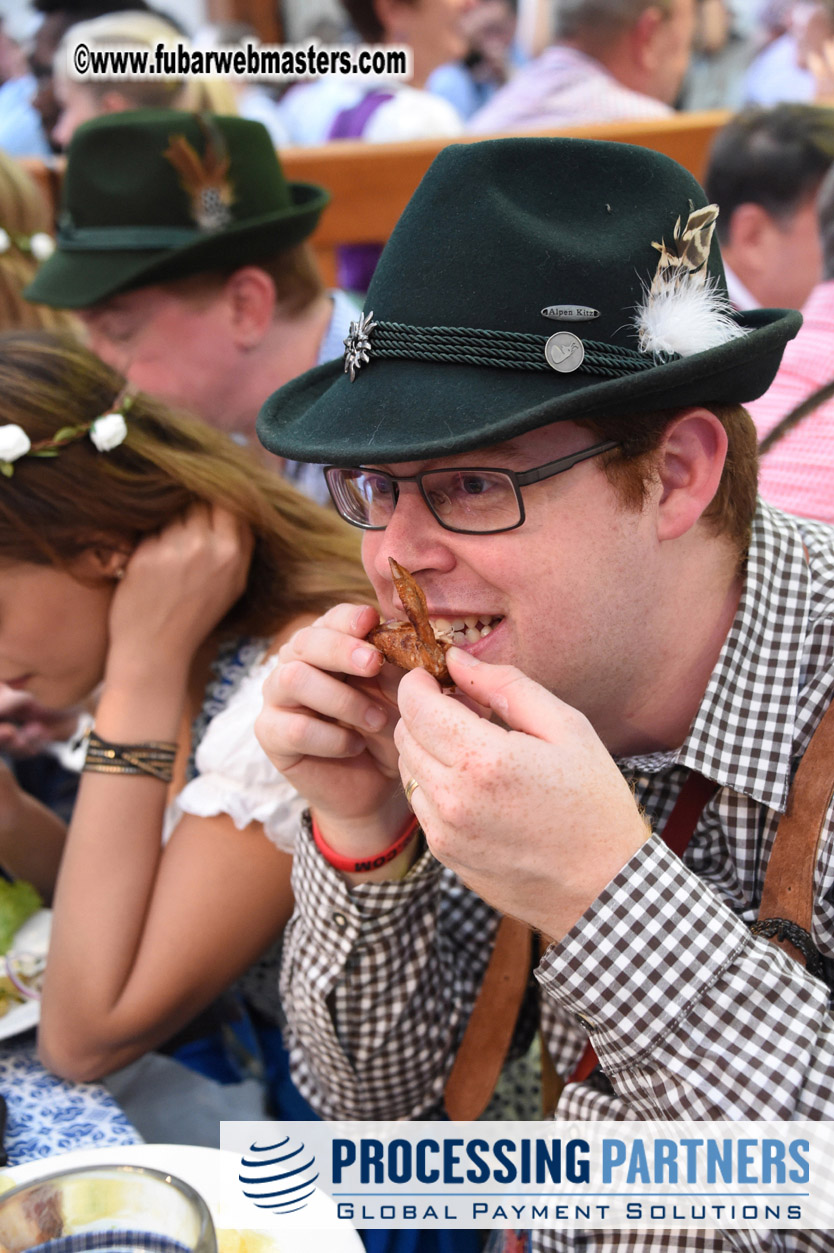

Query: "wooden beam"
left=20, top=110, right=731, bottom=289
left=281, top=110, right=731, bottom=250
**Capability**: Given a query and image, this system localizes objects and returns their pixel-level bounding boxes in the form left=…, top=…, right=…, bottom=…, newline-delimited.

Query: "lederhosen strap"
left=447, top=700, right=834, bottom=1117
left=569, top=706, right=834, bottom=1085
left=444, top=915, right=533, bottom=1120
left=751, top=699, right=834, bottom=978
left=443, top=772, right=719, bottom=1115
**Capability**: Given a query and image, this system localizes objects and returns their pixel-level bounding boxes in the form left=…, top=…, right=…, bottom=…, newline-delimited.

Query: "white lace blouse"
left=163, top=644, right=304, bottom=852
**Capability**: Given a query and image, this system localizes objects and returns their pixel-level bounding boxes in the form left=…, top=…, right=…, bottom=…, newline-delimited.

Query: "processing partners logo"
left=239, top=1135, right=319, bottom=1215
left=222, top=1120, right=834, bottom=1233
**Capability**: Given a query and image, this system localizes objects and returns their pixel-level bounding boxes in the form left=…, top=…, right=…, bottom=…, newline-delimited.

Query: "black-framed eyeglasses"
left=324, top=440, right=620, bottom=535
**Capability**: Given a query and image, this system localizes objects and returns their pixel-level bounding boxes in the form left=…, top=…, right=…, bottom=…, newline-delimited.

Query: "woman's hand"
left=106, top=505, right=253, bottom=683
left=256, top=602, right=411, bottom=852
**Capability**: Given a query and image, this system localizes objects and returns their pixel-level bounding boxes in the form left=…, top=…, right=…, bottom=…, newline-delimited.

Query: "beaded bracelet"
left=311, top=812, right=419, bottom=874
left=83, top=730, right=178, bottom=784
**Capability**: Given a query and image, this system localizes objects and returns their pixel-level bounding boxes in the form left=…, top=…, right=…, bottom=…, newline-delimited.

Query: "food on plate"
left=0, top=976, right=24, bottom=1020
left=0, top=881, right=41, bottom=956
left=0, top=1168, right=282, bottom=1253
left=0, top=1180, right=62, bottom=1252
left=5, top=950, right=46, bottom=1003
left=218, top=1231, right=281, bottom=1253
left=367, top=559, right=453, bottom=686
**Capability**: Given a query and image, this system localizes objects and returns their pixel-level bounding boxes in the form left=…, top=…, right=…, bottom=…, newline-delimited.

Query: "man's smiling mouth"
left=430, top=615, right=504, bottom=647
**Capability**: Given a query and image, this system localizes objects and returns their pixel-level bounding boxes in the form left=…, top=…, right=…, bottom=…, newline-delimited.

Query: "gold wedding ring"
left=404, top=776, right=420, bottom=807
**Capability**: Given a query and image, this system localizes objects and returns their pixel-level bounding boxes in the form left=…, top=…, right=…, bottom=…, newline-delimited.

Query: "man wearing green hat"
left=27, top=107, right=357, bottom=502
left=254, top=136, right=834, bottom=1249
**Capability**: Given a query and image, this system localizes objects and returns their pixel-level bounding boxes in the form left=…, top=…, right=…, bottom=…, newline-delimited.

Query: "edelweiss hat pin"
left=257, top=137, right=800, bottom=464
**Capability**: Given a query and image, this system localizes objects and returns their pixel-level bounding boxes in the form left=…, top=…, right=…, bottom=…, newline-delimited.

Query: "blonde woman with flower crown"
left=0, top=153, right=82, bottom=854
left=0, top=330, right=373, bottom=1095
left=0, top=151, right=75, bottom=334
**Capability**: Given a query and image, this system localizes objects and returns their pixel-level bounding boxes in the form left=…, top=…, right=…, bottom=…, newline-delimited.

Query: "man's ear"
left=721, top=202, right=774, bottom=274
left=224, top=266, right=277, bottom=351
left=654, top=409, right=728, bottom=542
left=629, top=4, right=668, bottom=73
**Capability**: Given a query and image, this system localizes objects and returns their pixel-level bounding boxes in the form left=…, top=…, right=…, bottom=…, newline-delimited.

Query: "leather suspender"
left=752, top=699, right=834, bottom=976
left=443, top=773, right=719, bottom=1116
left=444, top=915, right=533, bottom=1121
left=445, top=705, right=834, bottom=1118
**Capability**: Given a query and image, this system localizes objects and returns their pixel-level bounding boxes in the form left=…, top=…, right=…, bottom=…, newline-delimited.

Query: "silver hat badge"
left=544, top=332, right=585, bottom=373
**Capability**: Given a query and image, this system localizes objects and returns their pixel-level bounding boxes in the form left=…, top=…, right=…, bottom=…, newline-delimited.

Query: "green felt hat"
left=256, top=137, right=801, bottom=465
left=26, top=109, right=330, bottom=309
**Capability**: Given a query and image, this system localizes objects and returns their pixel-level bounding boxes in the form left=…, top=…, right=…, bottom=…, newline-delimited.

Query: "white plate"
left=0, top=909, right=51, bottom=1042
left=2, top=1143, right=364, bottom=1252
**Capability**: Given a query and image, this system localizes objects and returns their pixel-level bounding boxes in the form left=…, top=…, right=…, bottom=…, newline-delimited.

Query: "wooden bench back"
left=282, top=109, right=730, bottom=283
left=22, top=109, right=731, bottom=287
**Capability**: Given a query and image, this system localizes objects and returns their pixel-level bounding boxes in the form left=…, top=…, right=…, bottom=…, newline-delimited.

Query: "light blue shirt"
left=317, top=287, right=360, bottom=367
left=742, top=32, right=814, bottom=106
left=0, top=76, right=51, bottom=158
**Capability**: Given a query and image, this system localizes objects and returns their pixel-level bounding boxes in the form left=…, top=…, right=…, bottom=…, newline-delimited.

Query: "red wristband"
left=311, top=812, right=419, bottom=873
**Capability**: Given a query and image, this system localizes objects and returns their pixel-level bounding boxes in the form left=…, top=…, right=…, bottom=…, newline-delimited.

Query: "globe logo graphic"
left=239, top=1137, right=320, bottom=1214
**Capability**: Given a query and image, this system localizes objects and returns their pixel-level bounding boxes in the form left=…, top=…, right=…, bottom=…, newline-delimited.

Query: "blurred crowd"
left=0, top=0, right=830, bottom=522
left=5, top=1, right=834, bottom=157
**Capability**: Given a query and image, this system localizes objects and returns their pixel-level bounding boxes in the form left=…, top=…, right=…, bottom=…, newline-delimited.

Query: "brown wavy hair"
left=0, top=331, right=374, bottom=636
left=578, top=403, right=759, bottom=557
left=341, top=0, right=418, bottom=43
left=0, top=154, right=79, bottom=335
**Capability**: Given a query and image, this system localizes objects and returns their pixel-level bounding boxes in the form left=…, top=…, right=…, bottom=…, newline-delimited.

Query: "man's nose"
left=370, top=486, right=454, bottom=584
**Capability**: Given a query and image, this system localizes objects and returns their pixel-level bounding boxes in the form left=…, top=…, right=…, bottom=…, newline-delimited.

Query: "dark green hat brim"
left=26, top=181, right=329, bottom=309
left=257, top=137, right=803, bottom=462
left=256, top=306, right=801, bottom=465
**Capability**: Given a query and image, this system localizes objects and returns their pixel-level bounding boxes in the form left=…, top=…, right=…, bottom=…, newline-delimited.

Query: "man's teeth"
left=431, top=615, right=501, bottom=646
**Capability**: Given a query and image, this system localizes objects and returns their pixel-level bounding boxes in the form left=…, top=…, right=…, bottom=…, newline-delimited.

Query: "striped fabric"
left=35, top=1234, right=194, bottom=1253
left=747, top=280, right=834, bottom=524
left=468, top=45, right=672, bottom=134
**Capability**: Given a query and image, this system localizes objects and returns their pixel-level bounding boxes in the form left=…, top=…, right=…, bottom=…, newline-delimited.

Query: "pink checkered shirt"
left=467, top=45, right=672, bottom=134
left=747, top=280, right=834, bottom=524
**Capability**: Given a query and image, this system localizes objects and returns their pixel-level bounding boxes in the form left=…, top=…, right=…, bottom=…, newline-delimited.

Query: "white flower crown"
left=0, top=387, right=134, bottom=478
left=0, top=228, right=55, bottom=263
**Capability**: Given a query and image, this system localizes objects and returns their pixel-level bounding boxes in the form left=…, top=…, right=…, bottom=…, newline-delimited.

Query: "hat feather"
left=635, top=275, right=748, bottom=358
left=163, top=118, right=233, bottom=231
left=635, top=203, right=748, bottom=358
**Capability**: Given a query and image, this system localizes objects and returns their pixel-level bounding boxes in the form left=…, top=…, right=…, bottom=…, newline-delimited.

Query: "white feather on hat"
left=634, top=203, right=749, bottom=359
